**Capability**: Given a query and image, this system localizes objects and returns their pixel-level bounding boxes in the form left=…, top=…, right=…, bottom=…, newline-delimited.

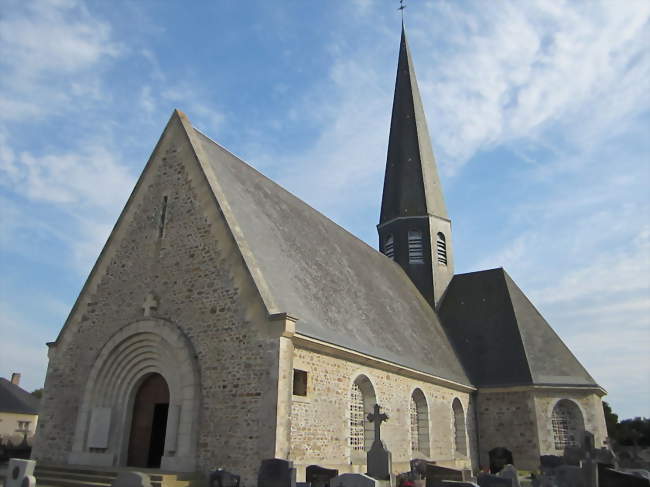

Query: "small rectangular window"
left=293, top=369, right=308, bottom=396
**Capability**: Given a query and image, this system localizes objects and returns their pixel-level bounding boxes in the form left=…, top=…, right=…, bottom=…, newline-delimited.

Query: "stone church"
left=32, top=27, right=607, bottom=484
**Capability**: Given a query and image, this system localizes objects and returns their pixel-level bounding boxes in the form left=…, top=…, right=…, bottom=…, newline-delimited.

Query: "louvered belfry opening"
left=436, top=232, right=447, bottom=265
left=408, top=230, right=424, bottom=263
left=384, top=234, right=395, bottom=260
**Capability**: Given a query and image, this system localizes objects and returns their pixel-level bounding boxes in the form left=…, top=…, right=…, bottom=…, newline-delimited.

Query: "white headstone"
left=498, top=465, right=520, bottom=487
left=88, top=407, right=111, bottom=449
left=6, top=459, right=36, bottom=487
left=111, top=472, right=151, bottom=487
left=331, top=473, right=378, bottom=487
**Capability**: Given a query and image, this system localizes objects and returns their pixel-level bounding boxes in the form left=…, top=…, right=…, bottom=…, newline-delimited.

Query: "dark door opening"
left=127, top=373, right=170, bottom=468
left=147, top=403, right=168, bottom=468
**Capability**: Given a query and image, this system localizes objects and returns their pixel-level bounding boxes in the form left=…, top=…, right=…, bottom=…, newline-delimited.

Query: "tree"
left=30, top=388, right=43, bottom=399
left=603, top=402, right=650, bottom=447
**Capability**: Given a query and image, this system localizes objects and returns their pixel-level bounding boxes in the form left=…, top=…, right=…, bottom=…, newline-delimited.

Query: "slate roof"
left=190, top=125, right=471, bottom=387
left=0, top=378, right=40, bottom=415
left=438, top=268, right=600, bottom=389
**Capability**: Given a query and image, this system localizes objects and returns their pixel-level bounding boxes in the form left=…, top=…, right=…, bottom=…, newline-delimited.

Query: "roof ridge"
left=498, top=269, right=536, bottom=384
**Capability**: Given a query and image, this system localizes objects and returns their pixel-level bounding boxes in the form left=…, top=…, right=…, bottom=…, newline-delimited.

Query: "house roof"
left=438, top=268, right=601, bottom=390
left=188, top=121, right=471, bottom=387
left=0, top=378, right=40, bottom=415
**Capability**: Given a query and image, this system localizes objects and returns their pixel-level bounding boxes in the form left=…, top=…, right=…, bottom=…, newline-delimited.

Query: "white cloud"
left=0, top=0, right=121, bottom=121
left=0, top=141, right=134, bottom=211
left=413, top=0, right=650, bottom=173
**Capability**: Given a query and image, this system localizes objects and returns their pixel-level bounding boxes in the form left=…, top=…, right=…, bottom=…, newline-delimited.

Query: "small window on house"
left=384, top=234, right=395, bottom=260
left=16, top=421, right=31, bottom=433
left=293, top=369, right=308, bottom=396
left=408, top=230, right=424, bottom=264
left=436, top=233, right=447, bottom=265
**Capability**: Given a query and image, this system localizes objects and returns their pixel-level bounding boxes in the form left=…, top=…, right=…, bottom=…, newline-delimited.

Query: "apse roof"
left=438, top=268, right=601, bottom=390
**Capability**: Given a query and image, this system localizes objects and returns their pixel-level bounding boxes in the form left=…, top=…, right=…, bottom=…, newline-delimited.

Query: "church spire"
left=380, top=24, right=447, bottom=222
left=378, top=25, right=454, bottom=308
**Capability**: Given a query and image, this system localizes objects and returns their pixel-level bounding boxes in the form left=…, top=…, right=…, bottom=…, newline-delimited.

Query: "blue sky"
left=0, top=0, right=648, bottom=419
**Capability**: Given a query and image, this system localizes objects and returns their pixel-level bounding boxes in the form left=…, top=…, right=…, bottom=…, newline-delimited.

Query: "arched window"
left=408, top=230, right=424, bottom=264
left=452, top=398, right=467, bottom=456
left=436, top=233, right=447, bottom=265
left=410, top=389, right=430, bottom=456
left=350, top=375, right=377, bottom=454
left=552, top=399, right=585, bottom=450
left=383, top=234, right=395, bottom=260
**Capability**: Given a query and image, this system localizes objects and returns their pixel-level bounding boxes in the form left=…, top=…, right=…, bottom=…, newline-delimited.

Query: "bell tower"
left=378, top=25, right=454, bottom=307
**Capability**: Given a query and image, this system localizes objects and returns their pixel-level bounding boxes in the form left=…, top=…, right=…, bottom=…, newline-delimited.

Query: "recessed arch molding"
left=68, top=319, right=200, bottom=472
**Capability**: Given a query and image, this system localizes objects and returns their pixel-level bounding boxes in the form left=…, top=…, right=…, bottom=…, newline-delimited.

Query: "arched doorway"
left=127, top=373, right=170, bottom=468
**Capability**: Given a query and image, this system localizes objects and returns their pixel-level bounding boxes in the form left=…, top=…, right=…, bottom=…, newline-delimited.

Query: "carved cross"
left=367, top=403, right=389, bottom=442
left=142, top=292, right=158, bottom=317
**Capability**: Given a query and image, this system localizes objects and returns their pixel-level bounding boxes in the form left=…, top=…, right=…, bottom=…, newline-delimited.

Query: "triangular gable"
left=54, top=110, right=261, bottom=345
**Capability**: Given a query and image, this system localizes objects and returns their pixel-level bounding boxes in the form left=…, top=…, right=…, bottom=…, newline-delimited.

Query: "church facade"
left=32, top=27, right=607, bottom=484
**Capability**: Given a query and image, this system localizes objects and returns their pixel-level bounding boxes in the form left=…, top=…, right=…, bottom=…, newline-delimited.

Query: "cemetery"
left=2, top=414, right=649, bottom=487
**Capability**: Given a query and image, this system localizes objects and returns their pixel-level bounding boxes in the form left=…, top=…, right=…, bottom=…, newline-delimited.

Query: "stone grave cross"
left=366, top=404, right=392, bottom=481
left=367, top=404, right=389, bottom=443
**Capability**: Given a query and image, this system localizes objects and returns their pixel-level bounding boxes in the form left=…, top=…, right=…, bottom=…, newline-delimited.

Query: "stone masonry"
left=289, top=347, right=475, bottom=478
left=32, top=115, right=284, bottom=486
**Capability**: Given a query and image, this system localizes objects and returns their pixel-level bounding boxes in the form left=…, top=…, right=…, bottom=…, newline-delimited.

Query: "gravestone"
left=112, top=472, right=151, bottom=487
left=552, top=465, right=586, bottom=487
left=410, top=459, right=433, bottom=480
left=209, top=468, right=240, bottom=487
left=366, top=404, right=392, bottom=481
left=598, top=465, right=650, bottom=487
left=6, top=459, right=36, bottom=487
left=539, top=456, right=564, bottom=470
left=476, top=473, right=512, bottom=487
left=331, top=473, right=379, bottom=487
left=497, top=465, right=519, bottom=487
left=489, top=448, right=513, bottom=474
left=306, top=465, right=339, bottom=487
left=258, top=459, right=297, bottom=487
left=425, top=465, right=463, bottom=487
left=439, top=482, right=479, bottom=486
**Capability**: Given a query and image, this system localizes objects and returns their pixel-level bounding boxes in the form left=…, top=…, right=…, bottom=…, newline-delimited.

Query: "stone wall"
left=289, top=346, right=475, bottom=478
left=476, top=389, right=540, bottom=470
left=31, top=115, right=281, bottom=486
left=532, top=390, right=607, bottom=455
left=476, top=387, right=607, bottom=471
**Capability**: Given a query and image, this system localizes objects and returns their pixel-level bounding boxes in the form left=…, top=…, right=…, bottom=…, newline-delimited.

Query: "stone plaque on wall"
left=88, top=407, right=111, bottom=449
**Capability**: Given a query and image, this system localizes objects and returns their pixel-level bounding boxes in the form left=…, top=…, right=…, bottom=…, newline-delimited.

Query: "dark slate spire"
left=380, top=24, right=448, bottom=223
left=378, top=25, right=454, bottom=308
